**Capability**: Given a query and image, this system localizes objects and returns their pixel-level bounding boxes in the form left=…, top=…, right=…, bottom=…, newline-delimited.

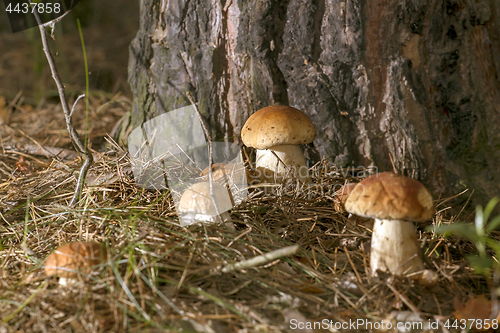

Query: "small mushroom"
left=45, top=242, right=107, bottom=286
left=199, top=163, right=233, bottom=181
left=241, top=105, right=316, bottom=183
left=199, top=162, right=250, bottom=185
left=344, top=172, right=435, bottom=276
left=178, top=182, right=233, bottom=227
left=333, top=182, right=358, bottom=213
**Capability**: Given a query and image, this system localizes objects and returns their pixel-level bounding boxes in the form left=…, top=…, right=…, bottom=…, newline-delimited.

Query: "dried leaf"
left=294, top=283, right=325, bottom=294
left=453, top=295, right=493, bottom=330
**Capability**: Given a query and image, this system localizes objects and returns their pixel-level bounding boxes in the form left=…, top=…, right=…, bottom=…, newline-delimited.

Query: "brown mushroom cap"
left=45, top=242, right=107, bottom=279
left=241, top=105, right=316, bottom=149
left=344, top=172, right=435, bottom=221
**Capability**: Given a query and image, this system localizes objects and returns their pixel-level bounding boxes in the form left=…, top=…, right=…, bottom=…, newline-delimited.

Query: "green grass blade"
left=483, top=197, right=500, bottom=228
left=486, top=215, right=500, bottom=233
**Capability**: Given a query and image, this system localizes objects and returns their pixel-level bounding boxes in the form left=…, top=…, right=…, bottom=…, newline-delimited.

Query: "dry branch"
left=32, top=4, right=93, bottom=206
left=221, top=244, right=300, bottom=273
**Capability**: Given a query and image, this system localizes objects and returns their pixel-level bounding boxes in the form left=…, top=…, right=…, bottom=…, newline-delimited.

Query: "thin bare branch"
left=221, top=245, right=300, bottom=273
left=32, top=4, right=93, bottom=206
left=70, top=94, right=86, bottom=117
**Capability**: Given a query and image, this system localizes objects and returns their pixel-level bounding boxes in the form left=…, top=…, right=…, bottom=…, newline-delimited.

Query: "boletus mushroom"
left=241, top=105, right=316, bottom=183
left=45, top=241, right=107, bottom=285
left=344, top=172, right=435, bottom=276
left=178, top=182, right=233, bottom=227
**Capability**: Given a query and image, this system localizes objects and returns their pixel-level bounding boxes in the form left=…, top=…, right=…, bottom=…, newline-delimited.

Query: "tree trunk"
left=125, top=0, right=500, bottom=208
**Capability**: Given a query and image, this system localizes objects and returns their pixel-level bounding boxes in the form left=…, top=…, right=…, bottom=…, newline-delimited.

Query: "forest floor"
left=0, top=2, right=498, bottom=333
left=0, top=93, right=496, bottom=333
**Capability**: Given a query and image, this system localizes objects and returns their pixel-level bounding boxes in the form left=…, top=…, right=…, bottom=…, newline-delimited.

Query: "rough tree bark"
left=125, top=0, right=500, bottom=208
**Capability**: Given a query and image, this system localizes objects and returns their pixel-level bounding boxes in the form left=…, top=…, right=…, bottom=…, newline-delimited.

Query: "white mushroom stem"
left=180, top=211, right=232, bottom=229
left=59, top=277, right=75, bottom=286
left=255, top=144, right=309, bottom=183
left=370, top=219, right=424, bottom=276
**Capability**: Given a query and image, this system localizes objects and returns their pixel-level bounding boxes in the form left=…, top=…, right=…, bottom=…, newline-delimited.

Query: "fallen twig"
left=221, top=244, right=300, bottom=273
left=3, top=143, right=78, bottom=160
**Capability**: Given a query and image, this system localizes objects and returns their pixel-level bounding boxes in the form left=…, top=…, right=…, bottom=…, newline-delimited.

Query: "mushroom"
left=333, top=182, right=358, bottom=213
left=199, top=162, right=250, bottom=185
left=344, top=172, right=435, bottom=276
left=45, top=241, right=107, bottom=286
left=241, top=105, right=316, bottom=183
left=178, top=181, right=233, bottom=227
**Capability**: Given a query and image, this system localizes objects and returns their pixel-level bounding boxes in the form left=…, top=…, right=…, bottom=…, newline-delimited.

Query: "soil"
left=0, top=0, right=139, bottom=102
